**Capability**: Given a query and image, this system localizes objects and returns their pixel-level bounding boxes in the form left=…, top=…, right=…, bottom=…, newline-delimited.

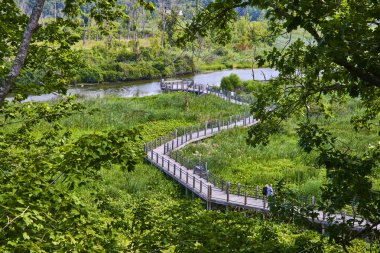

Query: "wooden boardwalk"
left=160, top=79, right=206, bottom=95
left=145, top=81, right=380, bottom=232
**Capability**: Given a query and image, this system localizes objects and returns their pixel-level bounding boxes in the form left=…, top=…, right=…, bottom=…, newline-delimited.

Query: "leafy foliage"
left=185, top=0, right=380, bottom=248
left=220, top=73, right=242, bottom=91
left=0, top=96, right=141, bottom=250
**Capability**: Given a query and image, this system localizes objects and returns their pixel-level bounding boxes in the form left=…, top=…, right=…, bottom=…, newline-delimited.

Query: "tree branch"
left=2, top=206, right=30, bottom=231
left=0, top=0, right=46, bottom=105
left=332, top=57, right=380, bottom=88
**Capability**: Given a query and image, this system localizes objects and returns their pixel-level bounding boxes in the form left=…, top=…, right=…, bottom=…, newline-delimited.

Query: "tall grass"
left=180, top=99, right=379, bottom=198
left=60, top=92, right=248, bottom=138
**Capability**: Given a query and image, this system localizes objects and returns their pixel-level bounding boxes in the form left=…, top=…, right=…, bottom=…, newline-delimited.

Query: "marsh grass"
left=59, top=93, right=247, bottom=135
left=57, top=92, right=248, bottom=220
left=181, top=99, right=380, bottom=198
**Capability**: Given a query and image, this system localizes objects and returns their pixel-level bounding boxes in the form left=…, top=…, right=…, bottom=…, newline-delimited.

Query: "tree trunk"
left=0, top=0, right=46, bottom=105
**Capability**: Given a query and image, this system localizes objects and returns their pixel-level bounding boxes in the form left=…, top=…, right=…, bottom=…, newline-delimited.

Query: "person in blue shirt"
left=267, top=184, right=273, bottom=197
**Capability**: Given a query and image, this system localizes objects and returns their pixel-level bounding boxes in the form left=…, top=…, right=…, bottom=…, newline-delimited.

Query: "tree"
left=220, top=73, right=242, bottom=91
left=182, top=0, right=380, bottom=248
left=0, top=0, right=152, bottom=250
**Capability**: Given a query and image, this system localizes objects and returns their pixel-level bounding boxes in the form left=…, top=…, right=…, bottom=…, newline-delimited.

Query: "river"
left=25, top=68, right=278, bottom=102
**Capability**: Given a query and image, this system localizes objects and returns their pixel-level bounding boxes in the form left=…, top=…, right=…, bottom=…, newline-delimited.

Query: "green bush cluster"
left=220, top=73, right=265, bottom=93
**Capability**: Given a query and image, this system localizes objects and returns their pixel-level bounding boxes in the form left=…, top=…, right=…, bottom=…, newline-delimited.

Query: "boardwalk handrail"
left=148, top=149, right=270, bottom=211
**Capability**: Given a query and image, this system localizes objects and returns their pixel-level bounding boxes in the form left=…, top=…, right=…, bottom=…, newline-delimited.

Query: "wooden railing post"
left=200, top=181, right=203, bottom=193
left=237, top=183, right=241, bottom=196
left=244, top=192, right=247, bottom=206
left=255, top=186, right=259, bottom=199
left=226, top=182, right=230, bottom=202
left=186, top=172, right=189, bottom=184
left=193, top=176, right=195, bottom=189
left=162, top=156, right=164, bottom=167
left=156, top=153, right=159, bottom=163
left=174, top=164, right=176, bottom=176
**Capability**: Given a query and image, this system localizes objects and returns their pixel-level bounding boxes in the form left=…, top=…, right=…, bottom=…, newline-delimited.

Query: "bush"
left=76, top=67, right=103, bottom=83
left=220, top=73, right=242, bottom=91
left=102, top=70, right=123, bottom=82
left=242, top=80, right=265, bottom=93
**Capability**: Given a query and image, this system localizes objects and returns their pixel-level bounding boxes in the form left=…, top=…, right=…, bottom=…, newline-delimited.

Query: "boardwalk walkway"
left=145, top=81, right=379, bottom=232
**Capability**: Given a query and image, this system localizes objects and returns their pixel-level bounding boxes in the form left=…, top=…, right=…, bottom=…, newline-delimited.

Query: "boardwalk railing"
left=147, top=149, right=270, bottom=211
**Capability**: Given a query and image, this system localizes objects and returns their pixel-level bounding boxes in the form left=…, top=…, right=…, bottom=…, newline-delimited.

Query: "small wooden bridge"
left=145, top=82, right=379, bottom=232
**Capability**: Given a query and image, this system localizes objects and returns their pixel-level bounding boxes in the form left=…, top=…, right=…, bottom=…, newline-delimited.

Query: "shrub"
left=76, top=67, right=103, bottom=83
left=242, top=80, right=265, bottom=93
left=220, top=73, right=242, bottom=91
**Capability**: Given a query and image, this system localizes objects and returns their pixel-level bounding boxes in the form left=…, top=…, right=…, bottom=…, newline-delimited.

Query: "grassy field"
left=60, top=92, right=248, bottom=138
left=59, top=92, right=247, bottom=198
left=55, top=92, right=379, bottom=201
left=179, top=98, right=380, bottom=198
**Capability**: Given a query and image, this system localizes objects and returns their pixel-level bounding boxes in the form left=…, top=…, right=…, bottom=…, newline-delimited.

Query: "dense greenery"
left=2, top=0, right=379, bottom=251
left=185, top=0, right=380, bottom=248
left=2, top=93, right=375, bottom=251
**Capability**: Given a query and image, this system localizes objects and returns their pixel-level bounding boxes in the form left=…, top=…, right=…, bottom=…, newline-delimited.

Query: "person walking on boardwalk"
left=262, top=184, right=269, bottom=209
left=262, top=184, right=268, bottom=197
left=267, top=184, right=273, bottom=197
left=207, top=117, right=212, bottom=128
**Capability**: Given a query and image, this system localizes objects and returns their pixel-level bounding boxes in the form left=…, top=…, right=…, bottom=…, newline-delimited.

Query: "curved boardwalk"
left=145, top=80, right=379, bottom=232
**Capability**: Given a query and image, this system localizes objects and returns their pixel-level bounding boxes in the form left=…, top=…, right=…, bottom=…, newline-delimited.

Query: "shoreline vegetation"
left=70, top=40, right=263, bottom=85
left=16, top=19, right=308, bottom=88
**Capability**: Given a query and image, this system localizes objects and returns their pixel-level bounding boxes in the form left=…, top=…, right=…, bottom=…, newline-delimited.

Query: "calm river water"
left=25, top=68, right=278, bottom=102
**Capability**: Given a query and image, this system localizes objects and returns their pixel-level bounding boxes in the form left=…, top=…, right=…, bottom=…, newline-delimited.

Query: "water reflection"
left=25, top=68, right=278, bottom=102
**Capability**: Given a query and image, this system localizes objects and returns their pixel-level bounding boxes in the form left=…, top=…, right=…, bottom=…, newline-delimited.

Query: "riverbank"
left=25, top=68, right=278, bottom=102
left=71, top=37, right=265, bottom=84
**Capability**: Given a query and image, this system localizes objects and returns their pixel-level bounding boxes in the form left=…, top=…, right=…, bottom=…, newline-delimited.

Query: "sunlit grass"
left=59, top=93, right=248, bottom=136
left=180, top=99, right=379, bottom=198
